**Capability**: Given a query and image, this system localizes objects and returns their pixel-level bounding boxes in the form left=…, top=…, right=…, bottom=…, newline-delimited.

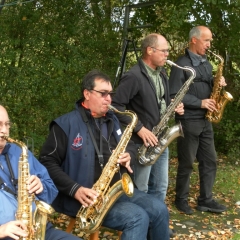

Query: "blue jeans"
left=46, top=223, right=81, bottom=240
left=134, top=146, right=169, bottom=202
left=102, top=188, right=169, bottom=240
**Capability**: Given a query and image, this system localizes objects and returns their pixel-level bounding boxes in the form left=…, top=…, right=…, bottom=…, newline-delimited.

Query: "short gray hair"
left=189, top=26, right=211, bottom=41
left=189, top=26, right=201, bottom=41
left=141, top=34, right=159, bottom=56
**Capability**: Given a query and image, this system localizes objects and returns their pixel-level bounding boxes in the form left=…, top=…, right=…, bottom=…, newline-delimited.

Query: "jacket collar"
left=185, top=48, right=207, bottom=67
left=75, top=99, right=115, bottom=119
left=138, top=58, right=168, bottom=80
left=1, top=144, right=11, bottom=155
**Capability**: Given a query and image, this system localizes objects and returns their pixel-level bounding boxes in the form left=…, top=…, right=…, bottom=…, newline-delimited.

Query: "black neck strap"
left=5, top=153, right=18, bottom=187
left=79, top=106, right=104, bottom=169
left=0, top=153, right=17, bottom=197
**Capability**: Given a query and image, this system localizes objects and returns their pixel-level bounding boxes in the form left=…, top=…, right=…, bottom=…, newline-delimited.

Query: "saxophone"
left=138, top=60, right=196, bottom=165
left=76, top=105, right=137, bottom=233
left=205, top=50, right=233, bottom=123
left=1, top=135, right=55, bottom=240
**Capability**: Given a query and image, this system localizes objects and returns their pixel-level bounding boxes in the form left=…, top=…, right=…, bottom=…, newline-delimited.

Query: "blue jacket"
left=0, top=143, right=58, bottom=226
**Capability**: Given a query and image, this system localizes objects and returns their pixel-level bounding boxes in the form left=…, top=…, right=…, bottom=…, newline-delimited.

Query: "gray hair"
left=141, top=34, right=159, bottom=56
left=189, top=26, right=202, bottom=41
left=189, top=26, right=211, bottom=41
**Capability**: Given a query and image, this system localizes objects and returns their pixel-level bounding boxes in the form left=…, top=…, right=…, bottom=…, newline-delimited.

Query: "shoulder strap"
left=4, top=153, right=18, bottom=187
left=78, top=106, right=104, bottom=169
left=0, top=176, right=17, bottom=197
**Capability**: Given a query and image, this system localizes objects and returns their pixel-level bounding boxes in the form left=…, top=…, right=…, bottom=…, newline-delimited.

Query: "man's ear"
left=191, top=37, right=198, bottom=44
left=83, top=89, right=90, bottom=100
left=147, top=46, right=154, bottom=55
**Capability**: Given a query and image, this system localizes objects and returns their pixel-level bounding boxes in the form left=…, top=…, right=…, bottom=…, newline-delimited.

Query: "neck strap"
left=0, top=153, right=17, bottom=197
left=79, top=106, right=104, bottom=169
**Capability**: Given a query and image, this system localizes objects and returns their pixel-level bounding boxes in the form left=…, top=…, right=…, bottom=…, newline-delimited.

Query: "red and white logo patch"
left=71, top=133, right=83, bottom=150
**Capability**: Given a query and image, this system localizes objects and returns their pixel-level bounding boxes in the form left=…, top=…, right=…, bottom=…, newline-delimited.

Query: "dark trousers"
left=175, top=119, right=217, bottom=204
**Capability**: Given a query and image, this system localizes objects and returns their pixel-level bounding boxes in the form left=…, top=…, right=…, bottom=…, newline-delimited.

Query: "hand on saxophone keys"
left=174, top=102, right=184, bottom=115
left=219, top=76, right=227, bottom=87
left=117, top=152, right=133, bottom=173
left=27, top=175, right=43, bottom=194
left=201, top=99, right=217, bottom=112
left=74, top=186, right=99, bottom=208
left=137, top=126, right=158, bottom=147
left=0, top=220, right=28, bottom=239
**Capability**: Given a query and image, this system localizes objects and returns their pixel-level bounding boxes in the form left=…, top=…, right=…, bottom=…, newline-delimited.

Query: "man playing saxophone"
left=0, top=105, right=81, bottom=240
left=39, top=70, right=169, bottom=240
left=169, top=25, right=227, bottom=215
left=112, top=33, right=184, bottom=238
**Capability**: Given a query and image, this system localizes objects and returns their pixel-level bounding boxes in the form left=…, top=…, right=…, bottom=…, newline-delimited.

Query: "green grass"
left=233, top=233, right=240, bottom=239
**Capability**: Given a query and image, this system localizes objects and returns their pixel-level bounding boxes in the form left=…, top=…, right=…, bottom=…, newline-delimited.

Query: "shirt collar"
left=187, top=49, right=207, bottom=66
left=1, top=144, right=11, bottom=155
left=141, top=59, right=162, bottom=74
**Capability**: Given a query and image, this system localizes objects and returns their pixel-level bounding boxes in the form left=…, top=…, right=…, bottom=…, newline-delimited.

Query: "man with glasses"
left=112, top=33, right=184, bottom=238
left=39, top=69, right=169, bottom=240
left=0, top=105, right=81, bottom=240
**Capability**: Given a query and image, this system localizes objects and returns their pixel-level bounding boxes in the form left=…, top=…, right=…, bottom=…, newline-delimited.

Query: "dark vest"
left=51, top=104, right=124, bottom=216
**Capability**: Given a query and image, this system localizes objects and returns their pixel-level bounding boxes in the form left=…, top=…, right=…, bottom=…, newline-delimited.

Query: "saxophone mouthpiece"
left=108, top=105, right=117, bottom=112
left=0, top=134, right=8, bottom=140
left=166, top=60, right=177, bottom=67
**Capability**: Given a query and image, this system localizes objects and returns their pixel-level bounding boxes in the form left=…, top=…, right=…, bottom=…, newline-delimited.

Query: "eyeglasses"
left=151, top=47, right=169, bottom=54
left=91, top=89, right=115, bottom=98
left=0, top=121, right=12, bottom=129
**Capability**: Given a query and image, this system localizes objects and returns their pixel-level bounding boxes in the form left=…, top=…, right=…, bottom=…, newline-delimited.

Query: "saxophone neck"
left=1, top=135, right=28, bottom=159
left=108, top=105, right=138, bottom=124
left=166, top=60, right=196, bottom=78
left=207, top=49, right=224, bottom=64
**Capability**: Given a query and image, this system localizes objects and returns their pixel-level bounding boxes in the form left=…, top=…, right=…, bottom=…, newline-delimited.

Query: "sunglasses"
left=91, top=89, right=115, bottom=98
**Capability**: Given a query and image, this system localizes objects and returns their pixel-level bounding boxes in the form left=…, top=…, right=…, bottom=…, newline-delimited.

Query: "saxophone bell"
left=33, top=200, right=55, bottom=240
left=139, top=122, right=184, bottom=165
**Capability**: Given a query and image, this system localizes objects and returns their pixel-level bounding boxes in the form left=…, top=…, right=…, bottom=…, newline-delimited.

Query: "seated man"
left=0, top=105, right=81, bottom=240
left=39, top=69, right=170, bottom=240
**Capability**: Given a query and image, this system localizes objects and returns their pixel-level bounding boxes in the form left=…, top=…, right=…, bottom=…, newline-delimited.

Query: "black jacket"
left=112, top=59, right=171, bottom=144
left=169, top=49, right=213, bottom=120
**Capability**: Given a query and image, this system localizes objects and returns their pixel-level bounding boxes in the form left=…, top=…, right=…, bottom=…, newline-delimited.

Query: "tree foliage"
left=0, top=0, right=239, bottom=157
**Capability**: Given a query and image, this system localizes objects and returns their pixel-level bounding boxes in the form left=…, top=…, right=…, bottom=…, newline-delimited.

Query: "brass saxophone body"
left=1, top=136, right=54, bottom=240
left=138, top=60, right=196, bottom=165
left=206, top=50, right=233, bottom=123
left=76, top=105, right=137, bottom=233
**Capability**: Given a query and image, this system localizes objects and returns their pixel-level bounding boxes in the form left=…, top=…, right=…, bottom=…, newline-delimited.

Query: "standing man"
left=39, top=70, right=170, bottom=240
left=112, top=33, right=184, bottom=238
left=112, top=33, right=184, bottom=201
left=169, top=25, right=227, bottom=215
left=0, top=105, right=81, bottom=240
